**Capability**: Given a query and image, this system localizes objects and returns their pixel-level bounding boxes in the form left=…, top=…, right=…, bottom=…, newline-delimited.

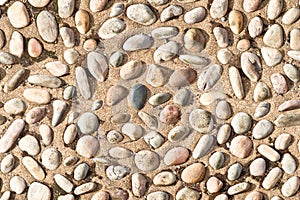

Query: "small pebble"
left=98, top=18, right=125, bottom=39
left=206, top=176, right=223, bottom=193
left=229, top=66, right=245, bottom=99
left=274, top=133, right=291, bottom=150
left=109, top=147, right=132, bottom=159
left=281, top=153, right=297, bottom=174
left=237, top=39, right=250, bottom=51
left=77, top=112, right=99, bottom=134
left=262, top=167, right=283, bottom=190
left=231, top=112, right=252, bottom=134
left=144, top=131, right=164, bottom=149
left=74, top=163, right=89, bottom=181
left=110, top=3, right=124, bottom=17
left=253, top=82, right=271, bottom=102
left=108, top=188, right=129, bottom=200
left=149, top=93, right=171, bottom=106
left=213, top=27, right=229, bottom=48
left=243, top=0, right=261, bottom=12
left=261, top=47, right=282, bottom=67
left=217, top=124, right=231, bottom=144
left=83, top=39, right=97, bottom=51
left=28, top=38, right=42, bottom=58
left=132, top=173, right=148, bottom=197
left=75, top=10, right=90, bottom=34
left=60, top=27, right=75, bottom=48
left=270, top=73, right=288, bottom=94
left=9, top=31, right=23, bottom=58
left=107, top=130, right=123, bottom=143
left=89, top=0, right=107, bottom=12
left=147, top=191, right=169, bottom=200
left=120, top=60, right=144, bottom=80
left=210, top=0, right=228, bottom=19
left=241, top=51, right=262, bottom=82
left=10, top=176, right=26, bottom=194
left=254, top=102, right=271, bottom=118
left=126, top=4, right=156, bottom=25
left=184, top=7, right=206, bottom=24
left=227, top=162, right=242, bottom=181
left=106, top=85, right=128, bottom=106
left=198, top=64, right=222, bottom=90
left=146, top=64, right=172, bottom=87
left=138, top=111, right=158, bottom=130
left=168, top=126, right=190, bottom=142
left=169, top=67, right=197, bottom=87
left=189, top=109, right=213, bottom=133
left=64, top=48, right=79, bottom=64
left=176, top=187, right=200, bottom=200
left=215, top=100, right=232, bottom=120
left=283, top=63, right=300, bottom=82
left=281, top=176, right=300, bottom=197
left=91, top=191, right=110, bottom=200
left=18, top=135, right=40, bottom=156
left=23, top=88, right=51, bottom=105
left=209, top=152, right=224, bottom=170
left=257, top=144, right=280, bottom=162
left=58, top=0, right=75, bottom=18
left=227, top=182, right=250, bottom=195
left=109, top=51, right=124, bottom=67
left=1, top=154, right=15, bottom=173
left=74, top=182, right=97, bottom=195
left=153, top=171, right=176, bottom=186
left=122, top=123, right=143, bottom=140
left=159, top=105, right=180, bottom=124
left=184, top=28, right=206, bottom=52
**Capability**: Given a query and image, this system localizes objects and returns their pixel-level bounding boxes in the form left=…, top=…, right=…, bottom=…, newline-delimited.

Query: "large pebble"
left=275, top=112, right=300, bottom=127
left=160, top=5, right=183, bottom=22
left=18, top=135, right=40, bottom=156
left=153, top=171, right=176, bottom=186
left=98, top=18, right=125, bottom=39
left=23, top=88, right=51, bottom=104
left=27, top=182, right=51, bottom=200
left=184, top=28, right=205, bottom=52
left=45, top=61, right=69, bottom=77
left=23, top=156, right=45, bottom=181
left=164, top=146, right=189, bottom=166
left=87, top=51, right=108, bottom=81
left=227, top=163, right=242, bottom=181
left=241, top=51, right=262, bottom=82
left=134, top=150, right=160, bottom=171
left=36, top=11, right=58, bottom=42
left=254, top=102, right=271, bottom=118
left=231, top=112, right=252, bottom=134
left=198, top=64, right=222, bottom=90
left=249, top=158, right=266, bottom=176
left=146, top=64, right=172, bottom=87
left=28, top=74, right=62, bottom=88
left=76, top=135, right=99, bottom=158
left=7, top=2, right=30, bottom=28
left=132, top=173, right=148, bottom=197
left=123, top=34, right=153, bottom=51
left=122, top=123, right=143, bottom=140
left=54, top=174, right=74, bottom=193
left=210, top=0, right=228, bottom=19
left=106, top=85, right=128, bottom=106
left=106, top=165, right=130, bottom=180
left=151, top=26, right=179, bottom=40
left=169, top=68, right=197, bottom=87
left=120, top=60, right=144, bottom=80
left=154, top=41, right=179, bottom=63
left=215, top=100, right=232, bottom=120
left=144, top=131, right=164, bottom=149
left=281, top=176, right=300, bottom=197
left=41, top=148, right=61, bottom=170
left=209, top=152, right=224, bottom=169
left=243, top=0, right=261, bottom=12
left=263, top=24, right=284, bottom=48
left=184, top=7, right=206, bottom=24
left=257, top=144, right=280, bottom=162
left=262, top=167, right=282, bottom=189
left=213, top=27, right=229, bottom=48
left=252, top=120, right=273, bottom=139
left=60, top=27, right=75, bottom=48
left=129, top=84, right=148, bottom=110
left=281, top=153, right=296, bottom=174
left=10, top=176, right=26, bottom=194
left=138, top=111, right=158, bottom=130
left=77, top=112, right=99, bottom=134
left=189, top=109, right=213, bottom=133
left=126, top=4, right=156, bottom=25
left=229, top=10, right=244, bottom=34
left=192, top=134, right=216, bottom=159
left=230, top=136, right=252, bottom=158
left=181, top=163, right=206, bottom=183
left=9, top=31, right=23, bottom=57
left=282, top=8, right=300, bottom=25
left=267, top=0, right=283, bottom=20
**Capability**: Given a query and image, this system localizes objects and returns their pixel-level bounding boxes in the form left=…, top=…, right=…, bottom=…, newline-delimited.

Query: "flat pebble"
left=120, top=60, right=144, bottom=80
left=270, top=73, right=288, bottom=94
left=209, top=152, right=224, bottom=169
left=237, top=39, right=250, bottom=51
left=129, top=84, right=148, bottom=110
left=28, top=0, right=50, bottom=7
left=261, top=47, right=282, bottom=67
left=54, top=174, right=73, bottom=193
left=134, top=150, right=160, bottom=171
left=210, top=0, right=228, bottom=18
left=184, top=7, right=206, bottom=24
left=7, top=2, right=30, bottom=28
left=109, top=147, right=132, bottom=159
left=230, top=136, right=252, bottom=158
left=83, top=39, right=97, bottom=51
left=254, top=102, right=270, bottom=118
left=290, top=29, right=300, bottom=50
left=231, top=112, right=252, bottom=134
left=106, top=165, right=130, bottom=180
left=58, top=194, right=75, bottom=200
left=36, top=11, right=58, bottom=43
left=91, top=191, right=110, bottom=200
left=98, top=18, right=125, bottom=39
left=174, top=88, right=191, bottom=106
left=227, top=162, right=242, bottom=181
left=275, top=133, right=291, bottom=150
left=45, top=61, right=69, bottom=77
left=132, top=173, right=148, bottom=197
left=0, top=191, right=10, bottom=200
left=75, top=10, right=90, bottom=34
left=184, top=28, right=205, bottom=52
left=159, top=105, right=180, bottom=124
left=278, top=100, right=300, bottom=111
left=76, top=135, right=100, bottom=158
left=243, top=0, right=261, bottom=12
left=253, top=82, right=271, bottom=102
left=241, top=51, right=262, bottom=82
left=23, top=88, right=51, bottom=105
left=198, top=64, right=222, bottom=90
left=10, top=176, right=26, bottom=194
left=192, top=134, right=216, bottom=159
left=89, top=0, right=107, bottom=12
left=28, top=38, right=42, bottom=58
left=206, top=177, right=223, bottom=193
left=106, top=85, right=128, bottom=106
left=123, top=34, right=154, bottom=51
left=1, top=154, right=14, bottom=173
left=262, top=167, right=282, bottom=189
left=176, top=187, right=200, bottom=200
left=108, top=188, right=129, bottom=200
left=217, top=124, right=231, bottom=144
left=283, top=63, right=299, bottom=82
left=0, top=51, right=16, bottom=65
left=267, top=0, right=283, bottom=20
left=169, top=67, right=197, bottom=87
left=138, top=111, right=158, bottom=130
left=229, top=66, right=244, bottom=99
left=217, top=49, right=232, bottom=64
left=164, top=146, right=189, bottom=166
left=126, top=4, right=156, bottom=25
left=28, top=74, right=62, bottom=88
left=249, top=158, right=266, bottom=176
left=110, top=3, right=124, bottom=17
left=181, top=163, right=206, bottom=183
left=275, top=112, right=300, bottom=127
left=39, top=124, right=53, bottom=146
left=281, top=153, right=296, bottom=174
left=215, top=100, right=232, bottom=120
left=74, top=182, right=96, bottom=195
left=245, top=191, right=263, bottom=200
left=257, top=144, right=280, bottom=162
left=122, top=123, right=143, bottom=140
left=58, top=0, right=75, bottom=18
left=144, top=131, right=164, bottom=149
left=64, top=48, right=79, bottom=64
left=149, top=93, right=171, bottom=106
left=168, top=126, right=189, bottom=142
left=9, top=31, right=24, bottom=57
left=107, top=130, right=123, bottom=143
left=109, top=51, right=124, bottom=67
left=147, top=191, right=169, bottom=200
left=229, top=10, right=244, bottom=34
left=52, top=100, right=67, bottom=127
left=18, top=135, right=40, bottom=156
left=213, top=27, right=229, bottom=48
left=23, top=156, right=45, bottom=181
left=161, top=5, right=183, bottom=22
left=153, top=171, right=176, bottom=186
left=27, top=182, right=51, bottom=200
left=4, top=98, right=26, bottom=114
left=282, top=8, right=300, bottom=25
left=189, top=109, right=213, bottom=133
left=281, top=176, right=300, bottom=197
left=287, top=50, right=300, bottom=61
left=153, top=41, right=179, bottom=63
left=77, top=112, right=99, bottom=134
left=146, top=64, right=172, bottom=87
left=179, top=54, right=210, bottom=67
left=227, top=182, right=250, bottom=195
left=252, top=120, right=273, bottom=139
left=63, top=85, right=76, bottom=100
left=41, top=148, right=61, bottom=170
left=60, top=27, right=75, bottom=48
left=63, top=155, right=78, bottom=167
left=151, top=26, right=179, bottom=40
left=4, top=69, right=27, bottom=93
left=263, top=24, right=284, bottom=48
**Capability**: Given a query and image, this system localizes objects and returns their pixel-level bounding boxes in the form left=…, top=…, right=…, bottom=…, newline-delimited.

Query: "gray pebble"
left=209, top=152, right=224, bottom=170
left=64, top=48, right=79, bottom=64
left=215, top=100, right=232, bottom=120
left=147, top=0, right=168, bottom=5
left=154, top=41, right=179, bottom=63
left=254, top=102, right=270, bottom=118
left=248, top=16, right=263, bottom=38
left=98, top=18, right=125, bottom=39
left=176, top=187, right=200, bottom=200
left=0, top=51, right=16, bottom=65
left=110, top=3, right=124, bottom=17
left=174, top=88, right=191, bottom=106
left=63, top=85, right=76, bottom=100
left=282, top=8, right=300, bottom=25
left=63, top=155, right=78, bottom=167
left=76, top=67, right=92, bottom=99
left=123, top=34, right=154, bottom=51
left=227, top=162, right=242, bottom=181
left=106, top=165, right=130, bottom=180
left=179, top=54, right=210, bottom=68
left=54, top=174, right=74, bottom=193
left=41, top=148, right=62, bottom=170
left=132, top=173, right=148, bottom=197
left=120, top=60, right=144, bottom=80
left=151, top=26, right=179, bottom=40
left=138, top=111, right=158, bottom=130
left=109, top=147, right=132, bottom=159
left=227, top=182, right=250, bottom=195
left=59, top=27, right=75, bottom=48
left=74, top=163, right=89, bottom=181
left=283, top=63, right=299, bottom=82
left=77, top=112, right=99, bottom=134
left=275, top=112, right=300, bottom=127
left=134, top=150, right=160, bottom=171
left=168, top=126, right=190, bottom=142
left=87, top=51, right=108, bottom=81
left=28, top=74, right=62, bottom=88
left=107, top=130, right=123, bottom=143
left=36, top=11, right=58, bottom=43
left=126, top=4, right=157, bottom=25
left=92, top=100, right=103, bottom=110
left=27, top=182, right=51, bottom=200
left=149, top=93, right=171, bottom=106
left=210, top=0, right=228, bottom=18
left=275, top=133, right=291, bottom=150
left=4, top=98, right=26, bottom=114
left=68, top=111, right=79, bottom=124
left=144, top=131, right=164, bottom=149
left=111, top=113, right=131, bottom=124
left=281, top=153, right=297, bottom=174
left=129, top=84, right=148, bottom=110
left=58, top=0, right=75, bottom=18
left=213, top=27, right=229, bottom=48
left=147, top=191, right=170, bottom=200
left=198, top=64, right=222, bottom=91
left=281, top=176, right=300, bottom=197
left=109, top=51, right=124, bottom=67
left=192, top=134, right=216, bottom=159
left=252, top=119, right=273, bottom=139
left=122, top=123, right=143, bottom=140
left=160, top=5, right=183, bottom=22
left=249, top=158, right=266, bottom=176
left=1, top=154, right=14, bottom=173
left=184, top=7, right=206, bottom=24
left=0, top=29, right=5, bottom=49
left=231, top=112, right=252, bottom=134
left=146, top=64, right=172, bottom=87
left=189, top=109, right=214, bottom=133
left=253, top=82, right=271, bottom=102
left=261, top=47, right=282, bottom=67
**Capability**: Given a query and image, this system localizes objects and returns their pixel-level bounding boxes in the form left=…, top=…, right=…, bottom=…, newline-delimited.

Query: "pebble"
left=76, top=135, right=100, bottom=158
left=45, top=61, right=69, bottom=77
left=77, top=112, right=99, bottom=134
left=168, top=126, right=189, bottom=142
left=230, top=136, right=252, bottom=158
left=154, top=41, right=179, bottom=63
left=174, top=88, right=191, bottom=106
left=281, top=153, right=296, bottom=174
left=267, top=0, right=283, bottom=20
left=129, top=84, right=148, bottom=110
left=28, top=74, right=62, bottom=88
left=27, top=182, right=51, bottom=200
left=227, top=162, right=242, bottom=181
left=151, top=26, right=179, bottom=40
left=0, top=30, right=4, bottom=49
left=58, top=0, right=75, bottom=18
left=144, top=131, right=164, bottom=149
left=4, top=98, right=26, bottom=114
left=58, top=194, right=75, bottom=200
left=134, top=150, right=160, bottom=171
left=282, top=8, right=300, bottom=25
left=90, top=0, right=107, bottom=12
left=0, top=191, right=10, bottom=200
left=210, top=0, right=228, bottom=19
left=23, top=156, right=45, bottom=180
left=271, top=196, right=283, bottom=200
left=206, top=177, right=223, bottom=193
left=281, top=176, right=300, bottom=197
left=63, top=85, right=76, bottom=100
left=184, top=7, right=206, bottom=24
left=229, top=66, right=244, bottom=99
left=91, top=191, right=110, bottom=200
left=270, top=73, right=288, bottom=94
left=176, top=187, right=200, bottom=200
left=192, top=134, right=216, bottom=159
left=263, top=24, right=284, bottom=48
left=215, top=100, right=232, bottom=120
left=108, top=188, right=129, bottom=200
left=110, top=3, right=124, bottom=17
left=147, top=191, right=169, bottom=200
left=241, top=51, right=262, bottom=82
left=23, top=88, right=51, bottom=105
left=148, top=0, right=168, bottom=5
left=275, top=112, right=300, bottom=127
left=7, top=2, right=30, bottom=28
left=275, top=133, right=291, bottom=150
left=231, top=112, right=252, bottom=134
left=214, top=194, right=228, bottom=200
left=164, top=146, right=189, bottom=166
left=146, top=64, right=172, bottom=87
left=52, top=100, right=67, bottom=127
left=126, top=4, right=156, bottom=25
left=106, top=165, right=130, bottom=180
left=18, top=135, right=40, bottom=156
left=290, top=29, right=300, bottom=50
left=283, top=63, right=300, bottom=82
left=228, top=10, right=244, bottom=34
left=279, top=100, right=300, bottom=112
left=153, top=171, right=176, bottom=186
left=0, top=115, right=6, bottom=125
left=132, top=173, right=148, bottom=197
left=252, top=119, right=273, bottom=139
left=243, top=0, right=261, bottom=12
left=262, top=167, right=283, bottom=189
left=209, top=152, right=224, bottom=169
left=60, top=27, right=75, bottom=48
left=189, top=109, right=213, bottom=133
left=10, top=176, right=26, bottom=194
left=122, top=123, right=143, bottom=140
left=184, top=28, right=205, bottom=52
left=120, top=60, right=144, bottom=80
left=0, top=119, right=25, bottom=153
left=106, top=85, right=128, bottom=106
left=254, top=102, right=271, bottom=118
left=1, top=154, right=14, bottom=173
left=179, top=54, right=210, bottom=68
left=75, top=10, right=90, bottom=34
left=198, top=64, right=222, bottom=90
left=98, top=18, right=125, bottom=39
left=41, top=148, right=61, bottom=170
left=160, top=105, right=180, bottom=124
left=109, top=51, right=124, bottom=67
left=123, top=34, right=154, bottom=51
left=54, top=174, right=74, bottom=193
left=161, top=5, right=183, bottom=22
left=248, top=17, right=263, bottom=38
left=149, top=93, right=171, bottom=106
left=92, top=100, right=103, bottom=110
left=253, top=82, right=271, bottom=102
left=181, top=163, right=206, bottom=183
left=217, top=48, right=232, bottom=64
left=111, top=113, right=130, bottom=124
left=74, top=182, right=97, bottom=195
left=64, top=48, right=79, bottom=64
left=169, top=67, right=197, bottom=87
left=261, top=47, right=282, bottom=67
left=28, top=38, right=42, bottom=58
left=213, top=27, right=229, bottom=48
left=0, top=51, right=15, bottom=65
left=36, top=11, right=58, bottom=43
left=9, top=31, right=23, bottom=57
left=257, top=144, right=280, bottom=162
left=227, top=182, right=250, bottom=195
left=28, top=0, right=50, bottom=7
left=237, top=39, right=251, bottom=51
left=217, top=124, right=231, bottom=144
left=109, top=147, right=132, bottom=159
left=249, top=158, right=266, bottom=176
left=287, top=50, right=300, bottom=61
left=67, top=111, right=79, bottom=124
left=138, top=111, right=158, bottom=130
left=63, top=155, right=78, bottom=167
left=106, top=130, right=123, bottom=143
left=39, top=124, right=53, bottom=146
left=83, top=39, right=97, bottom=51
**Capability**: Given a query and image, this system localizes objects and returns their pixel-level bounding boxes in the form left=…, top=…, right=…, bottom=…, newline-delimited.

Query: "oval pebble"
left=184, top=7, right=206, bottom=24
left=153, top=171, right=176, bottom=186
left=109, top=147, right=132, bottom=159
left=74, top=182, right=96, bottom=195
left=123, top=34, right=154, bottom=51
left=189, top=109, right=213, bottom=133
left=126, top=4, right=156, bottom=25
left=10, top=176, right=26, bottom=194
left=76, top=135, right=100, bottom=158
left=209, top=152, right=224, bottom=170
left=27, top=182, right=51, bottom=200
left=282, top=8, right=300, bottom=25
left=217, top=124, right=231, bottom=144
left=41, top=148, right=62, bottom=170
left=1, top=154, right=15, bottom=173
left=18, top=135, right=40, bottom=156
left=262, top=167, right=282, bottom=189
left=281, top=176, right=300, bottom=197
left=230, top=136, right=252, bottom=158
left=98, top=18, right=125, bottom=39
left=120, top=60, right=144, bottom=80
left=274, top=133, right=291, bottom=150
left=206, top=176, right=223, bottom=193
left=231, top=112, right=252, bottom=134
left=281, top=153, right=297, bottom=174
left=23, top=156, right=45, bottom=181
left=192, top=134, right=216, bottom=159
left=75, top=10, right=90, bottom=34
left=227, top=182, right=250, bottom=195
left=176, top=187, right=200, bottom=200
left=283, top=63, right=300, bottom=82
left=254, top=102, right=271, bottom=118
left=4, top=98, right=26, bottom=115
left=132, top=173, right=148, bottom=197
left=249, top=158, right=266, bottom=176
left=164, top=146, right=189, bottom=166
left=144, top=131, right=164, bottom=149
left=181, top=163, right=206, bottom=183
left=160, top=5, right=183, bottom=22
left=134, top=150, right=160, bottom=171
left=227, top=162, right=242, bottom=181
left=36, top=11, right=58, bottom=43
left=23, top=88, right=51, bottom=105
left=74, top=163, right=89, bottom=181
left=54, top=174, right=74, bottom=193
left=252, top=120, right=273, bottom=139
left=257, top=144, right=280, bottom=162
left=160, top=105, right=180, bottom=124
left=210, top=0, right=228, bottom=19
left=147, top=191, right=169, bottom=200
left=7, top=2, right=30, bottom=28
left=270, top=73, right=288, bottom=94
left=268, top=0, right=283, bottom=20
left=122, top=123, right=143, bottom=140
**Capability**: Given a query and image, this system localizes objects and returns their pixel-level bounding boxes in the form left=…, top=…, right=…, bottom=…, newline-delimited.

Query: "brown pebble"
left=237, top=39, right=250, bottom=51
left=159, top=105, right=180, bottom=124
left=230, top=135, right=253, bottom=158
left=181, top=163, right=206, bottom=183
left=164, top=146, right=189, bottom=166
left=28, top=38, right=42, bottom=58
left=229, top=10, right=244, bottom=34
left=83, top=39, right=97, bottom=51
left=169, top=68, right=197, bottom=87
left=206, top=176, right=223, bottom=193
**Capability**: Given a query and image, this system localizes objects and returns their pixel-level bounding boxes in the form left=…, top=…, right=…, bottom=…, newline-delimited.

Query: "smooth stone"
left=67, top=111, right=79, bottom=124
left=213, top=27, right=229, bottom=48
left=169, top=68, right=197, bottom=87
left=281, top=153, right=297, bottom=174
left=174, top=88, right=191, bottom=106
left=122, top=123, right=143, bottom=140
left=0, top=191, right=11, bottom=200
left=110, top=3, right=124, bottom=17
left=28, top=74, right=62, bottom=88
left=179, top=54, right=210, bottom=68
left=7, top=2, right=30, bottom=28
left=57, top=194, right=75, bottom=199
left=261, top=47, right=282, bottom=67
left=28, top=38, right=42, bottom=57
left=4, top=98, right=26, bottom=114
left=108, top=188, right=129, bottom=200
left=106, top=130, right=123, bottom=143
left=282, top=8, right=300, bottom=25
left=45, top=61, right=69, bottom=77
left=253, top=82, right=271, bottom=102
left=231, top=112, right=252, bottom=134
left=263, top=24, right=284, bottom=48
left=18, top=135, right=40, bottom=156
left=268, top=0, right=283, bottom=20
left=10, top=176, right=26, bottom=194
left=215, top=100, right=232, bottom=120
left=237, top=39, right=251, bottom=51
left=250, top=158, right=266, bottom=176
left=27, top=182, right=51, bottom=200
left=144, top=131, right=164, bottom=149
left=9, top=31, right=24, bottom=57
left=270, top=73, right=288, bottom=94
left=254, top=102, right=271, bottom=118
left=217, top=124, right=231, bottom=144
left=89, top=0, right=107, bottom=12
left=210, top=0, right=228, bottom=18
left=1, top=154, right=14, bottom=173
left=3, top=68, right=28, bottom=92
left=181, top=163, right=206, bottom=183
left=60, top=27, right=75, bottom=48
left=0, top=30, right=4, bottom=49
left=146, top=64, right=172, bottom=87
left=28, top=0, right=50, bottom=7
left=153, top=41, right=179, bottom=63
left=214, top=194, right=228, bottom=200
left=176, top=187, right=200, bottom=200
left=271, top=196, right=283, bottom=200
left=98, top=18, right=125, bottom=39
left=184, top=28, right=205, bottom=52
left=275, top=112, right=300, bottom=127
left=77, top=112, right=99, bottom=134
left=227, top=182, right=250, bottom=195
left=230, top=136, right=252, bottom=158
left=76, top=135, right=100, bottom=158
left=147, top=191, right=169, bottom=200
left=283, top=63, right=300, bottom=82
left=109, top=147, right=132, bottom=159
left=228, top=10, right=244, bottom=34
left=106, top=85, right=128, bottom=106
left=252, top=120, right=273, bottom=139
left=123, top=34, right=154, bottom=51
left=281, top=176, right=300, bottom=197
left=149, top=93, right=171, bottom=106
left=54, top=174, right=73, bottom=193
left=0, top=119, right=25, bottom=153
left=63, top=124, right=77, bottom=145
left=63, top=155, right=78, bottom=167
left=138, top=111, right=158, bottom=130
left=243, top=0, right=261, bottom=12
left=58, top=0, right=75, bottom=18
left=52, top=100, right=67, bottom=127
left=290, top=29, right=300, bottom=50
left=151, top=26, right=179, bottom=40
left=217, top=48, right=232, bottom=64
left=109, top=51, right=124, bottom=67
left=36, top=11, right=58, bottom=42
left=160, top=5, right=183, bottom=22
left=91, top=191, right=110, bottom=200
left=75, top=10, right=90, bottom=34
left=74, top=182, right=97, bottom=195
left=168, top=126, right=189, bottom=142
left=129, top=84, right=148, bottom=110
left=209, top=152, right=224, bottom=169
left=189, top=109, right=213, bottom=133
left=63, top=85, right=76, bottom=100
left=262, top=167, right=283, bottom=189
left=229, top=66, right=244, bottom=99
left=134, top=150, right=160, bottom=171
left=41, top=148, right=61, bottom=170
left=153, top=171, right=176, bottom=186
left=257, top=144, right=280, bottom=162
left=64, top=48, right=79, bottom=64
left=279, top=100, right=300, bottom=111
left=23, top=156, right=45, bottom=181
left=23, top=88, right=51, bottom=104
left=164, top=146, right=189, bottom=166
left=132, top=173, right=148, bottom=197
left=198, top=64, right=222, bottom=90
left=120, top=60, right=144, bottom=80
left=192, top=134, right=216, bottom=159
left=206, top=177, right=223, bottom=193
left=83, top=39, right=97, bottom=51
left=74, top=163, right=89, bottom=181
left=39, top=124, right=53, bottom=146
left=275, top=133, right=291, bottom=150
left=126, top=4, right=156, bottom=25
left=159, top=105, right=180, bottom=124
left=0, top=51, right=16, bottom=65
left=92, top=100, right=103, bottom=110
left=227, top=163, right=242, bottom=181
left=184, top=7, right=206, bottom=24
left=287, top=50, right=300, bottom=61
left=241, top=51, right=262, bottom=82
